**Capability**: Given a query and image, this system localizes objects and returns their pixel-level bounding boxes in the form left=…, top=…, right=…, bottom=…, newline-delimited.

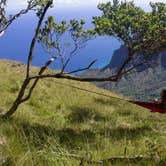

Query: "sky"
left=1, top=0, right=166, bottom=70
left=55, top=0, right=166, bottom=6
left=7, top=0, right=166, bottom=10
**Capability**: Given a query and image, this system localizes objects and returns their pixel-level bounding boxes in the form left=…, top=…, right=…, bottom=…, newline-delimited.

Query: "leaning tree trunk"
left=0, top=1, right=53, bottom=119
left=4, top=100, right=22, bottom=118
left=1, top=78, right=30, bottom=119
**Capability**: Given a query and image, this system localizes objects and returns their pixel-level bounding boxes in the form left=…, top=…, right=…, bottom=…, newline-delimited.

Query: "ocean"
left=0, top=6, right=122, bottom=72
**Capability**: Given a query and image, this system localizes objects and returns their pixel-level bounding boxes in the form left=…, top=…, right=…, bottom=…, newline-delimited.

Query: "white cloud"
left=55, top=0, right=165, bottom=7
left=6, top=0, right=27, bottom=10
left=6, top=0, right=166, bottom=10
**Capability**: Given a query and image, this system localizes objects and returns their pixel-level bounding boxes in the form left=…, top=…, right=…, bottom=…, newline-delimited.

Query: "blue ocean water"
left=0, top=7, right=121, bottom=71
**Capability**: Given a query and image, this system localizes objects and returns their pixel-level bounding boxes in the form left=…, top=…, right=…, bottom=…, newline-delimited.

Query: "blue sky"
left=7, top=0, right=166, bottom=10
left=1, top=0, right=165, bottom=70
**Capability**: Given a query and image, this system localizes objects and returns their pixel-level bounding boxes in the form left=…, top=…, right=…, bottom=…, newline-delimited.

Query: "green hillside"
left=90, top=67, right=166, bottom=101
left=82, top=67, right=166, bottom=101
left=0, top=60, right=166, bottom=166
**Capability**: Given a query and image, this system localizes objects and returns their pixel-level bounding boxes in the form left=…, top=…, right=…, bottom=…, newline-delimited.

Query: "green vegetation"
left=0, top=0, right=43, bottom=33
left=106, top=67, right=166, bottom=100
left=0, top=60, right=166, bottom=165
left=1, top=1, right=165, bottom=118
left=93, top=1, right=166, bottom=55
left=85, top=66, right=166, bottom=100
left=0, top=1, right=166, bottom=165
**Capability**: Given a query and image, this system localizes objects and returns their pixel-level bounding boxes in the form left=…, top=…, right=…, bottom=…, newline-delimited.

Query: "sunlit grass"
left=0, top=59, right=166, bottom=165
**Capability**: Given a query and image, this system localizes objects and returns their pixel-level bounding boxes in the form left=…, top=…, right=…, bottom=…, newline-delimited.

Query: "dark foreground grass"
left=0, top=60, right=166, bottom=166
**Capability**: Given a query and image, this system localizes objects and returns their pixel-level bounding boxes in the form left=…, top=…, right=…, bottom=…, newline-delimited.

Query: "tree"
left=0, top=0, right=165, bottom=118
left=0, top=0, right=44, bottom=34
left=93, top=0, right=166, bottom=70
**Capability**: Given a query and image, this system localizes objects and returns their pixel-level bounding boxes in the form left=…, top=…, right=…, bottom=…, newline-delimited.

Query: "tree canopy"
left=93, top=0, right=166, bottom=56
left=38, top=16, right=96, bottom=72
left=0, top=0, right=47, bottom=33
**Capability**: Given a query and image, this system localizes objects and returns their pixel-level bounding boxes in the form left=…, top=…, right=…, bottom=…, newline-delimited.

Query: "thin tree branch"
left=21, top=56, right=56, bottom=103
left=29, top=73, right=117, bottom=82
left=56, top=36, right=65, bottom=70
left=26, top=0, right=52, bottom=78
left=61, top=34, right=92, bottom=73
left=28, top=61, right=143, bottom=82
left=68, top=59, right=97, bottom=74
left=61, top=40, right=79, bottom=73
left=0, top=0, right=43, bottom=33
left=116, top=47, right=137, bottom=76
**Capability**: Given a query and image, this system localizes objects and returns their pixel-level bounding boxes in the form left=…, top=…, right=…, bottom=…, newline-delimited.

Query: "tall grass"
left=0, top=60, right=166, bottom=165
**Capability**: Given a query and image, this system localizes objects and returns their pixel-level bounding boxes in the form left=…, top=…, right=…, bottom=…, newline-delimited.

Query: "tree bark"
left=1, top=78, right=30, bottom=119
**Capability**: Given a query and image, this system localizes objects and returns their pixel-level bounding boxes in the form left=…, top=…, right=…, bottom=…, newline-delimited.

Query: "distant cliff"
left=103, top=45, right=166, bottom=71
left=103, top=45, right=128, bottom=71
left=84, top=46, right=166, bottom=100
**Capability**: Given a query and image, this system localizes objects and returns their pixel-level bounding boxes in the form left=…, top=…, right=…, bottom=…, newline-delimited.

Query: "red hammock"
left=130, top=101, right=166, bottom=114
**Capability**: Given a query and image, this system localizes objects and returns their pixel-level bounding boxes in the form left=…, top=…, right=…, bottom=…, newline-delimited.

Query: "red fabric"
left=130, top=101, right=166, bottom=113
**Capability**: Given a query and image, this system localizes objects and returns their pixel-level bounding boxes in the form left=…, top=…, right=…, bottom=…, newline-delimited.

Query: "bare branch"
left=0, top=0, right=43, bottom=33
left=115, top=47, right=137, bottom=77
left=68, top=59, right=97, bottom=74
left=22, top=56, right=56, bottom=103
left=28, top=58, right=143, bottom=84
left=61, top=41, right=79, bottom=73
left=26, top=0, right=53, bottom=78
left=61, top=36, right=92, bottom=73
left=29, top=73, right=117, bottom=82
left=56, top=35, right=65, bottom=69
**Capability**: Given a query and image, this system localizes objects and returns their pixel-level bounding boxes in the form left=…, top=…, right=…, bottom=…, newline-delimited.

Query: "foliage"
left=0, top=0, right=165, bottom=118
left=0, top=0, right=45, bottom=33
left=93, top=0, right=166, bottom=55
left=38, top=16, right=96, bottom=70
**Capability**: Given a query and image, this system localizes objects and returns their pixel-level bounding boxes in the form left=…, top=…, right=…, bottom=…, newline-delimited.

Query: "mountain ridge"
left=84, top=46, right=166, bottom=100
left=104, top=45, right=166, bottom=71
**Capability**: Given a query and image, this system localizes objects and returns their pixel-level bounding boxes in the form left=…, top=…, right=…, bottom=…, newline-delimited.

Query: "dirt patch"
left=0, top=136, right=7, bottom=146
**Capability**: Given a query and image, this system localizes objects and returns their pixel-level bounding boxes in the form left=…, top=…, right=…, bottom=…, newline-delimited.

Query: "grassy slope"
left=0, top=60, right=166, bottom=166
